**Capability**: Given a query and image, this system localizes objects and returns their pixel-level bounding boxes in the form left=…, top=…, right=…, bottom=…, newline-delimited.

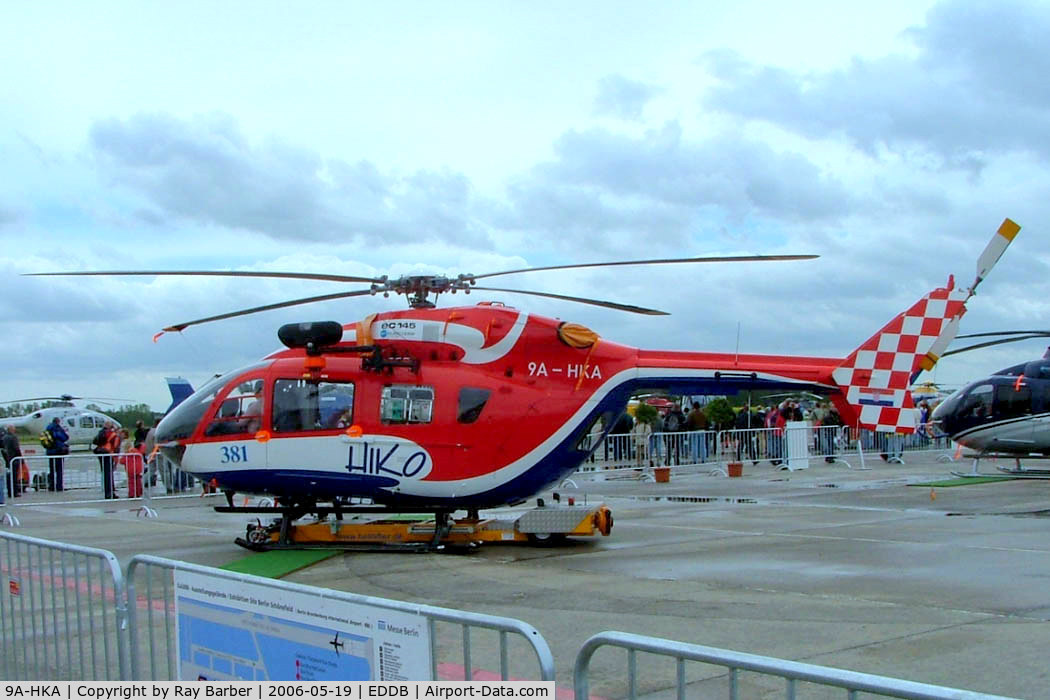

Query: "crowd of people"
left=88, top=419, right=151, bottom=499
left=0, top=416, right=197, bottom=501
left=600, top=398, right=864, bottom=468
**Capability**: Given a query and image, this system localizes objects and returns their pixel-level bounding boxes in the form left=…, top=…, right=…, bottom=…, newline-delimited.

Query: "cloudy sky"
left=2, top=0, right=1048, bottom=411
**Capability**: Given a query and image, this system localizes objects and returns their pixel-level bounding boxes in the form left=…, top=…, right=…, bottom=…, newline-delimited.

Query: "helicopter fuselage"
left=155, top=303, right=843, bottom=509
left=933, top=354, right=1050, bottom=455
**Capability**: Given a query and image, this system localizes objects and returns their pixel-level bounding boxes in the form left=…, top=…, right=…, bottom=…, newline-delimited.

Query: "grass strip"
left=909, top=477, right=1015, bottom=487
left=220, top=549, right=340, bottom=579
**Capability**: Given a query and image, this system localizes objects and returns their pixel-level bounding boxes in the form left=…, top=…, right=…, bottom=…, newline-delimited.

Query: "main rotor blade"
left=161, top=289, right=376, bottom=333
left=26, top=270, right=384, bottom=284
left=0, top=396, right=131, bottom=405
left=1, top=396, right=79, bottom=403
left=470, top=254, right=818, bottom=281
left=942, top=334, right=1050, bottom=357
left=469, top=286, right=668, bottom=315
left=956, top=330, right=1050, bottom=339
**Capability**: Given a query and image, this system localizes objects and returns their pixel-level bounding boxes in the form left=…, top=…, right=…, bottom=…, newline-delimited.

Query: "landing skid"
left=224, top=500, right=613, bottom=552
left=951, top=452, right=1050, bottom=479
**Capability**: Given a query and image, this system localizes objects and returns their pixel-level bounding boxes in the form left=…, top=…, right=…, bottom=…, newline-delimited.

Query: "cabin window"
left=272, top=379, right=356, bottom=433
left=995, top=384, right=1032, bottom=420
left=381, top=385, right=434, bottom=424
left=80, top=416, right=95, bottom=429
left=205, top=379, right=264, bottom=437
left=457, top=388, right=491, bottom=424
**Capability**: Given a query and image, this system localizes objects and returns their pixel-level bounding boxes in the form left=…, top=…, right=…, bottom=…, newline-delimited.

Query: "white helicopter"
left=0, top=378, right=198, bottom=449
left=0, top=395, right=123, bottom=447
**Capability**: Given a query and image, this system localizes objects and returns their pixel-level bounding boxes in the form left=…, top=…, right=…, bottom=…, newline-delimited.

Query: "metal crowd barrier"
left=0, top=533, right=1023, bottom=695
left=580, top=430, right=720, bottom=475
left=7, top=452, right=197, bottom=502
left=577, top=422, right=957, bottom=479
left=126, top=555, right=556, bottom=682
left=0, top=531, right=129, bottom=680
left=574, top=630, right=1017, bottom=700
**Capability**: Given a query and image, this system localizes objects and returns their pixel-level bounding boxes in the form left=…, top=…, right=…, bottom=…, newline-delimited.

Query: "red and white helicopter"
left=33, top=219, right=1018, bottom=538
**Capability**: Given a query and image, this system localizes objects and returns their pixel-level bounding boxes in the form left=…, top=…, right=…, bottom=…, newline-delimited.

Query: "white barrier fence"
left=574, top=630, right=1017, bottom=699
left=126, top=555, right=556, bottom=682
left=578, top=423, right=956, bottom=478
left=0, top=531, right=128, bottom=680
left=5, top=452, right=198, bottom=502
left=0, top=532, right=555, bottom=682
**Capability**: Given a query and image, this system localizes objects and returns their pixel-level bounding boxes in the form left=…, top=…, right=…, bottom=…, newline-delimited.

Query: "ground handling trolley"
left=221, top=497, right=614, bottom=552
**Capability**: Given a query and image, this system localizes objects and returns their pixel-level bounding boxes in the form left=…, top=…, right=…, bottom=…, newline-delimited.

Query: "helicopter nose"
left=154, top=415, right=186, bottom=468
left=930, top=400, right=955, bottom=435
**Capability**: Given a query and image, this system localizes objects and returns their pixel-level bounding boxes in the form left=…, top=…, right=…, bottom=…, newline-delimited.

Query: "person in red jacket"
left=119, top=428, right=144, bottom=498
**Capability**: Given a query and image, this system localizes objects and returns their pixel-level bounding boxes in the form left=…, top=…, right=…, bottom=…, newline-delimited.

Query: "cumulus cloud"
left=701, top=0, right=1050, bottom=169
left=497, top=120, right=853, bottom=257
left=89, top=112, right=496, bottom=249
left=593, top=74, right=662, bottom=121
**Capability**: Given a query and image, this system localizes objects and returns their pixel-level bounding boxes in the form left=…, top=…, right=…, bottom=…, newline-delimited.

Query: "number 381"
left=220, top=445, right=248, bottom=463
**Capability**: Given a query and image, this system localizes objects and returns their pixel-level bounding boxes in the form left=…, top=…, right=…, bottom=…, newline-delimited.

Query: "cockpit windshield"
left=157, top=363, right=267, bottom=441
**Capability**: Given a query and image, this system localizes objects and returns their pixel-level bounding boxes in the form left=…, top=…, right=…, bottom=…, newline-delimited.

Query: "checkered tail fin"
left=830, top=283, right=969, bottom=433
left=829, top=217, right=1019, bottom=433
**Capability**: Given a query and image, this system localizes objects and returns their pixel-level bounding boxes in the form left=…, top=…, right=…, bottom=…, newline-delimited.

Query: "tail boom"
left=629, top=284, right=970, bottom=434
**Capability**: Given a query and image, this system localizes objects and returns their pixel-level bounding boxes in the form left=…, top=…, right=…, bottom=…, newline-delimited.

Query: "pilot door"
left=202, top=377, right=268, bottom=473
left=266, top=378, right=358, bottom=490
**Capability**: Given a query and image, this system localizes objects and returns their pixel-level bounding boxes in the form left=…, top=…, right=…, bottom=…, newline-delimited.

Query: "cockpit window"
left=959, top=383, right=994, bottom=421
left=381, top=385, right=434, bottom=424
left=205, top=379, right=264, bottom=437
left=272, top=379, right=356, bottom=433
left=159, top=363, right=267, bottom=441
left=457, top=387, right=491, bottom=424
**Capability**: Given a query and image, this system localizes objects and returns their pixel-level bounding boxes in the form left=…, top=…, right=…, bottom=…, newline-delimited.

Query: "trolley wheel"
left=246, top=524, right=272, bottom=545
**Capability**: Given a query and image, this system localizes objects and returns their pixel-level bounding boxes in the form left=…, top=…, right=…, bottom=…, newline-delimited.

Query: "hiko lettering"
left=346, top=442, right=430, bottom=478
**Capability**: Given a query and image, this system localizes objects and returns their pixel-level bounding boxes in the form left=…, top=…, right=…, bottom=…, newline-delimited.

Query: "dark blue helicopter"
left=933, top=334, right=1050, bottom=461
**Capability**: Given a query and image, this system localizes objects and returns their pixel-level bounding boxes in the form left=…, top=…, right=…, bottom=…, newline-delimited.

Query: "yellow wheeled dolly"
left=235, top=502, right=613, bottom=551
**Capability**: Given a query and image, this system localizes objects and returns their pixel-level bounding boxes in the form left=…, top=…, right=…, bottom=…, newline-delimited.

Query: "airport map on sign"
left=175, top=570, right=430, bottom=681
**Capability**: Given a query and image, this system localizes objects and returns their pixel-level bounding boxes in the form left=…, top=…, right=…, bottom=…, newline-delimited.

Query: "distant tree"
left=107, top=404, right=155, bottom=429
left=703, top=398, right=736, bottom=431
left=0, top=402, right=41, bottom=418
left=633, top=402, right=661, bottom=427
